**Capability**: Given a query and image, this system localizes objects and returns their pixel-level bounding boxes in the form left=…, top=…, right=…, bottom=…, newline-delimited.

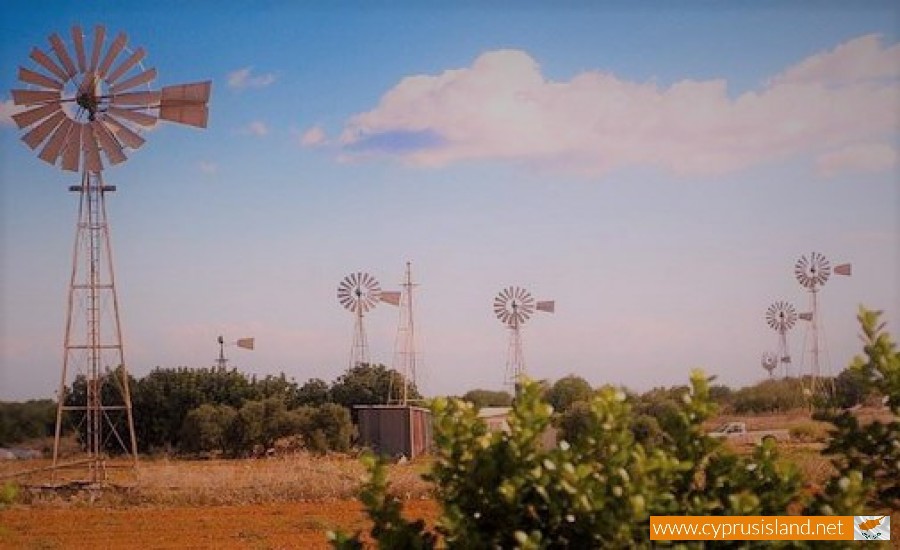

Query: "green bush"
left=331, top=371, right=805, bottom=548
left=810, top=308, right=899, bottom=514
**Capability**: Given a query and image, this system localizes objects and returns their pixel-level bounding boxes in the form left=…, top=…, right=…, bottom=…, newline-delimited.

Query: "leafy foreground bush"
left=330, top=307, right=898, bottom=549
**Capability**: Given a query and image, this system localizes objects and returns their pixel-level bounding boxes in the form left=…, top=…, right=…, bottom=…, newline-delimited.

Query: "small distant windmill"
left=765, top=300, right=798, bottom=378
left=337, top=272, right=383, bottom=369
left=215, top=335, right=255, bottom=369
left=761, top=351, right=778, bottom=378
left=794, top=252, right=851, bottom=394
left=493, top=286, right=554, bottom=393
left=10, top=24, right=210, bottom=482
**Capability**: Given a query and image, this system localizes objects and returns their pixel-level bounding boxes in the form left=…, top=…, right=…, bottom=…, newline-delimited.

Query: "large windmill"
left=793, top=252, right=851, bottom=395
left=10, top=24, right=211, bottom=482
left=493, top=286, right=554, bottom=393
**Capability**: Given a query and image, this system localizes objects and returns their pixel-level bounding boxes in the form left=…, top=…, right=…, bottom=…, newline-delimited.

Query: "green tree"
left=179, top=403, right=237, bottom=454
left=0, top=399, right=56, bottom=446
left=831, top=367, right=871, bottom=409
left=544, top=374, right=592, bottom=413
left=330, top=364, right=420, bottom=413
left=811, top=307, right=900, bottom=514
left=460, top=389, right=512, bottom=408
left=296, top=403, right=353, bottom=453
left=294, top=378, right=331, bottom=407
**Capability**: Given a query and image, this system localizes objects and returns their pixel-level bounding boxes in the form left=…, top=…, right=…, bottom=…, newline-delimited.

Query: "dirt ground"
left=0, top=499, right=439, bottom=549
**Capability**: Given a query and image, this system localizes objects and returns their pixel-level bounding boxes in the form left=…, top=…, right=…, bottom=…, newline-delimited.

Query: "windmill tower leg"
left=53, top=171, right=137, bottom=483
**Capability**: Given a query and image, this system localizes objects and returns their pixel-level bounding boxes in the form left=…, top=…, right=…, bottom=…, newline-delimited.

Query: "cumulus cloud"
left=338, top=35, right=900, bottom=178
left=240, top=120, right=269, bottom=137
left=816, top=142, right=899, bottom=177
left=227, top=67, right=276, bottom=89
left=299, top=125, right=327, bottom=147
left=772, top=34, right=900, bottom=86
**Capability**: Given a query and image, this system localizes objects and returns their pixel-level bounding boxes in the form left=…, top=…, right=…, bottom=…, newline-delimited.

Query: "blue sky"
left=1, top=1, right=898, bottom=400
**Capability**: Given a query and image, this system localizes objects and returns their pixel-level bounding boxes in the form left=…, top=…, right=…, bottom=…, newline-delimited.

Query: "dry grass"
left=4, top=453, right=433, bottom=508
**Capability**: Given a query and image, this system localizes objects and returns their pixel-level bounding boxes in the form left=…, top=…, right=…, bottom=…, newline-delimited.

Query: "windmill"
left=493, top=286, right=554, bottom=393
left=761, top=351, right=778, bottom=378
left=765, top=300, right=798, bottom=378
left=10, top=24, right=211, bottom=482
left=215, top=336, right=255, bottom=370
left=337, top=272, right=383, bottom=369
left=794, top=252, right=851, bottom=394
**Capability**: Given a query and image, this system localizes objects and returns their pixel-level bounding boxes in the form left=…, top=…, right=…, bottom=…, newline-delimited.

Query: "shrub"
left=810, top=308, right=900, bottom=514
left=331, top=371, right=805, bottom=548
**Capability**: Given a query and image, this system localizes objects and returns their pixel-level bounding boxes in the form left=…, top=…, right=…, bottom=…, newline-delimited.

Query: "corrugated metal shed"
left=355, top=405, right=433, bottom=459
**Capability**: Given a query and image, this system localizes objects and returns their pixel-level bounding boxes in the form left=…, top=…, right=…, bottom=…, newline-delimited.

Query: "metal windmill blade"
left=794, top=252, right=831, bottom=289
left=12, top=24, right=212, bottom=173
left=337, top=272, right=382, bottom=314
left=766, top=301, right=798, bottom=332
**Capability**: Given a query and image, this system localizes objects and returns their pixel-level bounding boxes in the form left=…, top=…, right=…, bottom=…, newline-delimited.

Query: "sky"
left=1, top=1, right=898, bottom=401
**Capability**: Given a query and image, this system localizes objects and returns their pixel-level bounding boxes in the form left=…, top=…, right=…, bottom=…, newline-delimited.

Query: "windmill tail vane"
left=236, top=337, right=255, bottom=350
left=834, top=263, right=852, bottom=276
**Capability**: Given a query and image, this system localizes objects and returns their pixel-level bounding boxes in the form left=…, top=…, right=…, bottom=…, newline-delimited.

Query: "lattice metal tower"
left=794, top=252, right=851, bottom=395
left=387, top=262, right=419, bottom=405
left=10, top=24, right=211, bottom=482
left=493, top=286, right=554, bottom=394
left=337, top=272, right=382, bottom=369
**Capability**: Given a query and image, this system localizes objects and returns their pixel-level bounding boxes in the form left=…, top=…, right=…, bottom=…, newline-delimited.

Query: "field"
left=0, top=455, right=436, bottom=549
left=0, top=408, right=896, bottom=549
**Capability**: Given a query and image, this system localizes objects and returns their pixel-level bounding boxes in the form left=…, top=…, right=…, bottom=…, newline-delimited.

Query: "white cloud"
left=816, top=142, right=899, bottom=177
left=299, top=125, right=326, bottom=147
left=338, top=36, right=900, bottom=178
left=198, top=160, right=218, bottom=174
left=772, top=34, right=900, bottom=87
left=227, top=67, right=276, bottom=89
left=0, top=99, right=25, bottom=126
left=241, top=120, right=269, bottom=137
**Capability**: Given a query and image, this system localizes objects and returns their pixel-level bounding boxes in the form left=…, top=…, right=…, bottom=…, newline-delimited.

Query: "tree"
left=460, top=389, right=512, bottom=409
left=831, top=367, right=870, bottom=409
left=330, top=364, right=420, bottom=412
left=0, top=400, right=56, bottom=446
left=297, top=403, right=353, bottom=453
left=544, top=374, right=592, bottom=413
left=294, top=378, right=331, bottom=407
left=179, top=403, right=237, bottom=454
